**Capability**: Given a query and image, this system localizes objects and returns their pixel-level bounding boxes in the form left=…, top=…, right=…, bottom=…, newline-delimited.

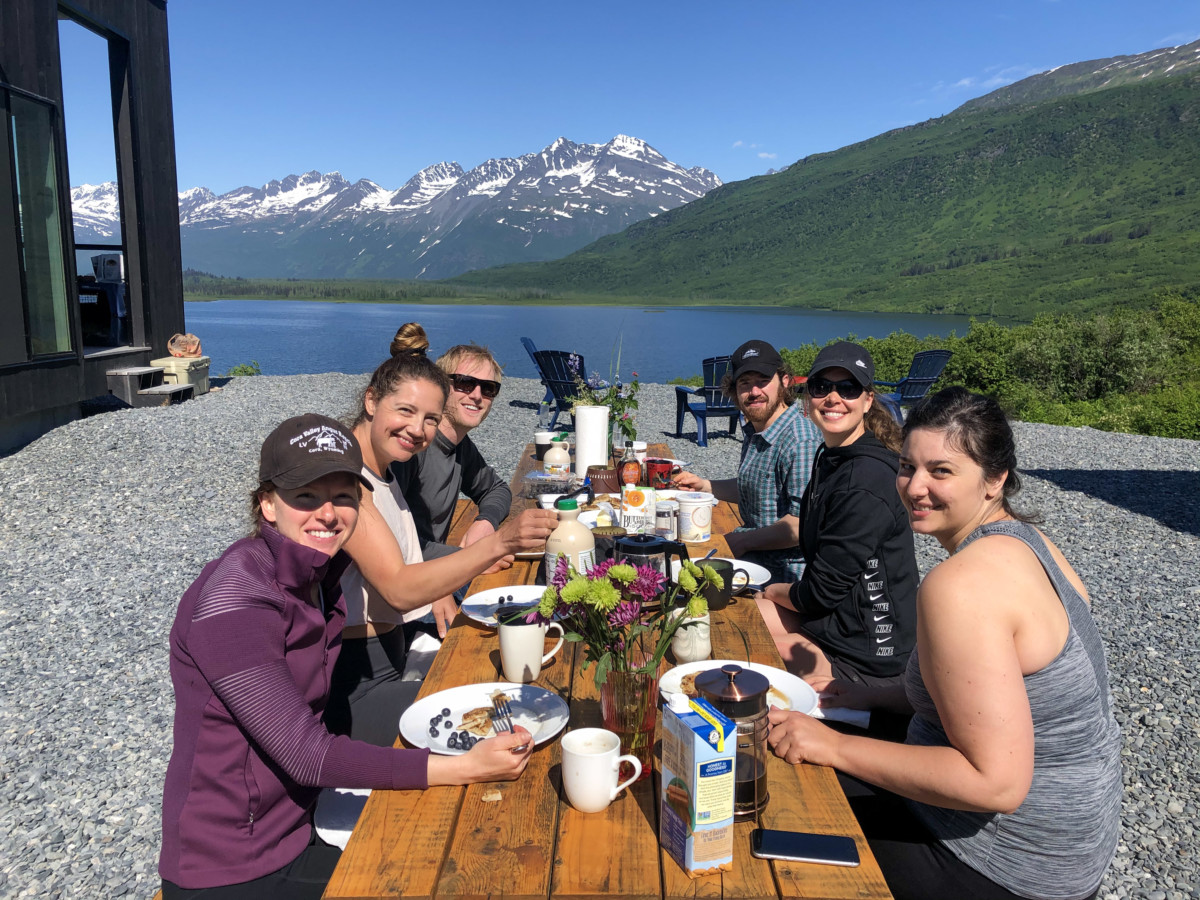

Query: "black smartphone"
left=749, top=829, right=860, bottom=866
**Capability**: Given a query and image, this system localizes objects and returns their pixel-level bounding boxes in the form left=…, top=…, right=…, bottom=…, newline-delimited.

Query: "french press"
left=695, top=663, right=770, bottom=820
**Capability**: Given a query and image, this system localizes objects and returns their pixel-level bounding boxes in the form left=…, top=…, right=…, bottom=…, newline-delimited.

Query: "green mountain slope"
left=454, top=51, right=1200, bottom=319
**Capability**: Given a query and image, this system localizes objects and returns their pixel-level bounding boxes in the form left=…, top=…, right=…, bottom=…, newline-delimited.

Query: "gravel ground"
left=0, top=374, right=1197, bottom=899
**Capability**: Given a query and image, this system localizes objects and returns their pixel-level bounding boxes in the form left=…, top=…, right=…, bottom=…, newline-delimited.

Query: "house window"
left=2, top=87, right=72, bottom=361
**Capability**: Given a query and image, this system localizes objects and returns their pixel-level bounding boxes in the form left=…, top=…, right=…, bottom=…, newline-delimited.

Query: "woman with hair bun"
left=765, top=387, right=1122, bottom=900
left=328, top=348, right=556, bottom=745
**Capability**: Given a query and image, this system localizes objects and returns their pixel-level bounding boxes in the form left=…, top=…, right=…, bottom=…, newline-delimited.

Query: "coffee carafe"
left=695, top=664, right=769, bottom=820
left=611, top=533, right=689, bottom=583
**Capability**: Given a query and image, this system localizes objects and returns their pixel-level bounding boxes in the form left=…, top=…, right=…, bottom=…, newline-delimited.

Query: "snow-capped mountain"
left=70, top=135, right=721, bottom=279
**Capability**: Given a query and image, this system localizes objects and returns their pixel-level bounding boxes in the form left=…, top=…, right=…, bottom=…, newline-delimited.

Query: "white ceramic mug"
left=499, top=617, right=565, bottom=683
left=560, top=728, right=642, bottom=813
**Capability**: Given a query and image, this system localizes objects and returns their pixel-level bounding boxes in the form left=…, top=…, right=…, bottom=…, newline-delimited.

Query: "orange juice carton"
left=660, top=696, right=736, bottom=877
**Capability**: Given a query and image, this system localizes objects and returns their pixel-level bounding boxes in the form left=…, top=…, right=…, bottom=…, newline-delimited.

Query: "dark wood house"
left=1, top=0, right=184, bottom=452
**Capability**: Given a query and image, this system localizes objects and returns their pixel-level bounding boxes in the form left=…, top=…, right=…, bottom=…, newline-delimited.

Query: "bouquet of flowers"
left=526, top=556, right=723, bottom=689
left=566, top=352, right=640, bottom=443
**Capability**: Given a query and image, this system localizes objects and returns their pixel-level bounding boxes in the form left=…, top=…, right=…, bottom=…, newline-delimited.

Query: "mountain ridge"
left=69, top=134, right=721, bottom=280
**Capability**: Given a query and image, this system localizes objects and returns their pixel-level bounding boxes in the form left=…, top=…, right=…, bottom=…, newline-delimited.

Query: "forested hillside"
left=454, top=71, right=1200, bottom=319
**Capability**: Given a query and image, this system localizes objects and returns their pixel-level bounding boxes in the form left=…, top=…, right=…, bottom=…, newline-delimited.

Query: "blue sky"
left=59, top=0, right=1200, bottom=195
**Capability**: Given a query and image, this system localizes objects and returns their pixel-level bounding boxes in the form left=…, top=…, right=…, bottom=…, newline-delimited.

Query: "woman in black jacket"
left=757, top=342, right=918, bottom=688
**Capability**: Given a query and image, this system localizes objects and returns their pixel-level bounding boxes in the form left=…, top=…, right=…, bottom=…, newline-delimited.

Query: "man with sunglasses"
left=675, top=339, right=821, bottom=583
left=393, top=344, right=515, bottom=577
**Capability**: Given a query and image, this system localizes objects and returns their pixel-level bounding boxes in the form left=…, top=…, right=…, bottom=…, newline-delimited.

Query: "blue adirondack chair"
left=874, top=349, right=953, bottom=423
left=522, top=337, right=589, bottom=430
left=675, top=355, right=740, bottom=447
left=520, top=337, right=555, bottom=408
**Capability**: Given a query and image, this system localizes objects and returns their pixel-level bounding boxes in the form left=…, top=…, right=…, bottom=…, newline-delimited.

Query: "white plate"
left=659, top=660, right=818, bottom=715
left=461, top=584, right=547, bottom=627
left=399, top=682, right=570, bottom=755
left=671, top=557, right=773, bottom=590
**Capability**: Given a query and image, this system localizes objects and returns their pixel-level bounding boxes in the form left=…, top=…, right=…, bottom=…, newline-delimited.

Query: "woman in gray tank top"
left=765, top=387, right=1121, bottom=900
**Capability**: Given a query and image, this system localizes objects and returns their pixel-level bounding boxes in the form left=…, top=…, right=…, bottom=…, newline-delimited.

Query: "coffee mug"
left=645, top=458, right=681, bottom=491
left=499, top=613, right=565, bottom=683
left=696, top=559, right=749, bottom=611
left=534, top=430, right=556, bottom=461
left=560, top=728, right=642, bottom=813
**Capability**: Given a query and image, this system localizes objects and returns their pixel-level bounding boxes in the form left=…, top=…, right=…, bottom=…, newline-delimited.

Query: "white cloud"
left=732, top=140, right=744, bottom=148
left=758, top=152, right=777, bottom=160
left=1159, top=30, right=1200, bottom=47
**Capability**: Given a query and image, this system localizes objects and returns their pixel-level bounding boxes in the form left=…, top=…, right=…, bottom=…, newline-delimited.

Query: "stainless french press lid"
left=695, top=664, right=770, bottom=718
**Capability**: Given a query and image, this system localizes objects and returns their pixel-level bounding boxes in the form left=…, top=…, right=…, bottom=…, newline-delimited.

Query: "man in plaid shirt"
left=675, top=340, right=821, bottom=582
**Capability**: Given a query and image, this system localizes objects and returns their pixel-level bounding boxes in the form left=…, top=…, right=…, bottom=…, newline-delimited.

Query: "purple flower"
left=607, top=599, right=641, bottom=628
left=568, top=353, right=581, bottom=374
left=629, top=565, right=665, bottom=602
left=550, top=555, right=570, bottom=590
left=586, top=558, right=617, bottom=579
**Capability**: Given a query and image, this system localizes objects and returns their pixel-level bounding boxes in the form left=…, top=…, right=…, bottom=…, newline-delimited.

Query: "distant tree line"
left=774, top=288, right=1200, bottom=440
left=181, top=270, right=553, bottom=303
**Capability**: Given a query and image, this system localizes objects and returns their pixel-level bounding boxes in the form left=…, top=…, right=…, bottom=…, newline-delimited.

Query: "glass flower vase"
left=600, top=667, right=658, bottom=781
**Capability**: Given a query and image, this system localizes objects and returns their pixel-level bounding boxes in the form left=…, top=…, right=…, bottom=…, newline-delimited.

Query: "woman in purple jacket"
left=159, top=414, right=533, bottom=899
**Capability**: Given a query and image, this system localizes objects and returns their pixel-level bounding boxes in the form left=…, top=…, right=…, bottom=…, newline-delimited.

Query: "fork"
left=491, top=696, right=528, bottom=752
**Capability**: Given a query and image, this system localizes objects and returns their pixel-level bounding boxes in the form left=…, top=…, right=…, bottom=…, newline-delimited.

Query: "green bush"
left=224, top=361, right=262, bottom=377
left=777, top=288, right=1200, bottom=440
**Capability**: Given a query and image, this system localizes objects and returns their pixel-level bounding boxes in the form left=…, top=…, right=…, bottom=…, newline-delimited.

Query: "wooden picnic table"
left=323, top=442, right=892, bottom=900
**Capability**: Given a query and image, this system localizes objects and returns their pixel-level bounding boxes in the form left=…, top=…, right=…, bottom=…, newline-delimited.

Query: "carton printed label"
left=692, top=824, right=734, bottom=862
left=694, top=762, right=734, bottom=822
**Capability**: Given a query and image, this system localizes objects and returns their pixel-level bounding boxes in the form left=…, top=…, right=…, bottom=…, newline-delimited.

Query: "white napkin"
left=314, top=787, right=371, bottom=850
left=809, top=706, right=871, bottom=729
left=401, top=631, right=441, bottom=682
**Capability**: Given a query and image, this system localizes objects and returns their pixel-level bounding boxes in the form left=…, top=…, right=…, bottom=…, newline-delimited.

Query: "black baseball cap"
left=730, top=339, right=783, bottom=382
left=808, top=341, right=875, bottom=388
left=259, top=414, right=373, bottom=491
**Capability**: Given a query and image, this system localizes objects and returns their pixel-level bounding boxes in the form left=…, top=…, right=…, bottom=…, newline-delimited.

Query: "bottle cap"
left=554, top=498, right=580, bottom=511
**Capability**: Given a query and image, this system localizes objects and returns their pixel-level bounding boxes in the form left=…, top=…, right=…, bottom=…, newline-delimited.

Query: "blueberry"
left=441, top=708, right=451, bottom=717
left=429, top=716, right=440, bottom=726
left=447, top=733, right=458, bottom=748
left=428, top=726, right=439, bottom=737
left=459, top=730, right=470, bottom=743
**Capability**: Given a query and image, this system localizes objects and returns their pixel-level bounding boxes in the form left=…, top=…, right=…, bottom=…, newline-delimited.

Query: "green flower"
left=538, top=587, right=560, bottom=619
left=561, top=577, right=590, bottom=606
left=587, top=578, right=622, bottom=613
left=607, top=563, right=637, bottom=585
left=676, top=568, right=698, bottom=593
left=686, top=595, right=708, bottom=619
left=681, top=559, right=702, bottom=578
left=701, top=564, right=724, bottom=591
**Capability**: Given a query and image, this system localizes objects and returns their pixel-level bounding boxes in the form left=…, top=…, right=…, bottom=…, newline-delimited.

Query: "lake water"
left=184, top=300, right=974, bottom=382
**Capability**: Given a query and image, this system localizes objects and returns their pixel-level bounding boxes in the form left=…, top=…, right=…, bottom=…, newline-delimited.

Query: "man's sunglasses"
left=450, top=373, right=501, bottom=399
left=806, top=377, right=865, bottom=400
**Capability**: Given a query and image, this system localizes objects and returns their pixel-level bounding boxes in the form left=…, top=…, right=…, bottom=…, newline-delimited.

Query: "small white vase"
left=670, top=610, right=712, bottom=663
